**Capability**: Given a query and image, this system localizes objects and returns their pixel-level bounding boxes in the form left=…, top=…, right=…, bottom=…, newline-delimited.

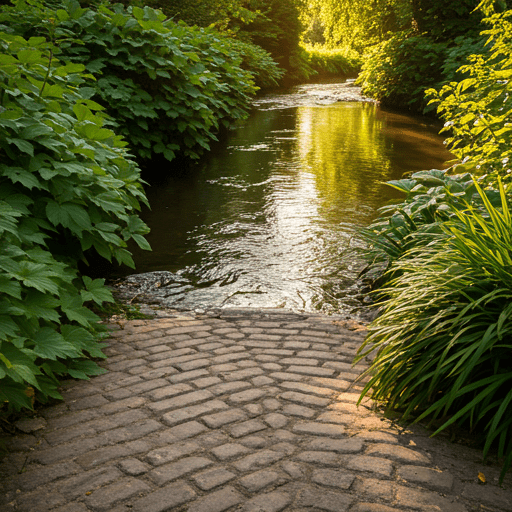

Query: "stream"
left=110, top=80, right=453, bottom=319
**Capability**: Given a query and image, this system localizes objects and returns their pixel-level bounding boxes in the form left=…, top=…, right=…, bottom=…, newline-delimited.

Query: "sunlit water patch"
left=111, top=81, right=452, bottom=317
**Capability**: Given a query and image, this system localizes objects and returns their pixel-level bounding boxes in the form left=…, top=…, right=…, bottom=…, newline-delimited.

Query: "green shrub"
left=3, top=0, right=259, bottom=163
left=303, top=45, right=361, bottom=78
left=0, top=26, right=149, bottom=410
left=359, top=169, right=497, bottom=275
left=357, top=31, right=448, bottom=111
left=427, top=11, right=512, bottom=185
left=222, top=38, right=284, bottom=89
left=357, top=179, right=512, bottom=482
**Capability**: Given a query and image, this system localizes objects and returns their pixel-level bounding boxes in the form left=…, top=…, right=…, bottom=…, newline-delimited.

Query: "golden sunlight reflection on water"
left=114, top=84, right=453, bottom=317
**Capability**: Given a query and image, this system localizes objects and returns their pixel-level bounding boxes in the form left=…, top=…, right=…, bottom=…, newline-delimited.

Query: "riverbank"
left=1, top=307, right=510, bottom=512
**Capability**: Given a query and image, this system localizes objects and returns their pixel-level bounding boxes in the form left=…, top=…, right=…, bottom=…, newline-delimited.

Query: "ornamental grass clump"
left=356, top=179, right=512, bottom=482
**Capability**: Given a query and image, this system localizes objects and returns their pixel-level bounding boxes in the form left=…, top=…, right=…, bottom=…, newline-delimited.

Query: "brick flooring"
left=1, top=308, right=511, bottom=512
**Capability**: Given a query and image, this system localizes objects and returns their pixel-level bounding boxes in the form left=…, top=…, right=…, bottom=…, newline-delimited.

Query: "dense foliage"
left=427, top=10, right=512, bottom=185
left=139, top=0, right=310, bottom=84
left=298, top=0, right=500, bottom=111
left=3, top=0, right=272, bottom=164
left=302, top=0, right=411, bottom=51
left=358, top=8, right=512, bottom=481
left=357, top=32, right=450, bottom=110
left=0, top=24, right=150, bottom=410
left=359, top=180, right=512, bottom=482
left=302, top=46, right=360, bottom=79
left=357, top=0, right=487, bottom=110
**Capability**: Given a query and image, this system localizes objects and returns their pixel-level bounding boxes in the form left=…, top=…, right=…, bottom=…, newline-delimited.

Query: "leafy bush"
left=357, top=19, right=488, bottom=112
left=441, top=35, right=486, bottom=82
left=358, top=10, right=512, bottom=483
left=3, top=0, right=259, bottom=163
left=303, top=45, right=361, bottom=78
left=360, top=169, right=493, bottom=274
left=427, top=11, right=512, bottom=185
left=222, top=38, right=284, bottom=89
left=357, top=179, right=512, bottom=482
left=357, top=31, right=448, bottom=111
left=0, top=25, right=149, bottom=410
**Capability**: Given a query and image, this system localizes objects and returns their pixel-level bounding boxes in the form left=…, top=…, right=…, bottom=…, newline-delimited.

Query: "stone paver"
left=1, top=308, right=511, bottom=512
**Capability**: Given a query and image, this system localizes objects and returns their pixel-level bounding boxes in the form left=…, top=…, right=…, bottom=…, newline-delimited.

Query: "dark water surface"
left=114, top=82, right=452, bottom=317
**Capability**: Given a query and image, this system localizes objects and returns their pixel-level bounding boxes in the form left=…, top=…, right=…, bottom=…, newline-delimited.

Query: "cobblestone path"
left=1, top=308, right=511, bottom=512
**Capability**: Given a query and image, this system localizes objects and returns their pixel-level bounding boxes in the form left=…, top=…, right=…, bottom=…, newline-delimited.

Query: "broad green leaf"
left=80, top=276, right=114, bottom=305
left=32, top=328, right=81, bottom=360
left=6, top=138, right=34, bottom=156
left=132, top=233, right=151, bottom=251
left=0, top=277, right=22, bottom=299
left=0, top=315, right=19, bottom=339
left=17, top=49, right=43, bottom=65
left=60, top=292, right=93, bottom=326
left=13, top=261, right=59, bottom=295
left=0, top=379, right=34, bottom=410
left=3, top=167, right=41, bottom=190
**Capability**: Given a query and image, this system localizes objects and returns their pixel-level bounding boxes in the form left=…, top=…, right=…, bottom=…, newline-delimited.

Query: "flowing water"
left=112, top=81, right=453, bottom=318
